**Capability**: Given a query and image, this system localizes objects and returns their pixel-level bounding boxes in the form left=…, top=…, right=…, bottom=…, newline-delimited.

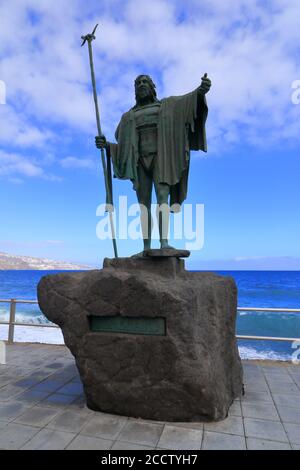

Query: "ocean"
left=0, top=270, right=300, bottom=361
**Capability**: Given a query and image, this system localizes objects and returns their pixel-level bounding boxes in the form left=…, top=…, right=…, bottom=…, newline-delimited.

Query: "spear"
left=81, top=24, right=118, bottom=258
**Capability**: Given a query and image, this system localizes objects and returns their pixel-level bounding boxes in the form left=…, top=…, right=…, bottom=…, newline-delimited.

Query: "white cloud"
left=0, top=105, right=53, bottom=147
left=60, top=156, right=95, bottom=170
left=0, top=149, right=61, bottom=181
left=0, top=0, right=299, bottom=180
left=0, top=150, right=43, bottom=177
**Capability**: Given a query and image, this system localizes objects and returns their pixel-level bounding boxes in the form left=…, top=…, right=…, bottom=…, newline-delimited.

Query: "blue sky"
left=0, top=0, right=299, bottom=268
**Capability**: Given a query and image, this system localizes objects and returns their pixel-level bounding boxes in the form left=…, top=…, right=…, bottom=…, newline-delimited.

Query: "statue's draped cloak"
left=109, top=88, right=208, bottom=209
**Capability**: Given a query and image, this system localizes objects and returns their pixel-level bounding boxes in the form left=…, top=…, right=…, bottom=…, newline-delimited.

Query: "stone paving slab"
left=80, top=413, right=128, bottom=440
left=272, top=393, right=300, bottom=408
left=241, top=402, right=280, bottom=421
left=277, top=406, right=300, bottom=424
left=0, top=401, right=32, bottom=421
left=0, top=420, right=8, bottom=430
left=157, top=425, right=203, bottom=450
left=241, top=390, right=273, bottom=404
left=204, top=416, right=244, bottom=436
left=14, top=405, right=61, bottom=427
left=163, top=421, right=204, bottom=431
left=30, top=380, right=63, bottom=393
left=227, top=401, right=242, bottom=417
left=283, top=423, right=300, bottom=445
left=21, top=428, right=76, bottom=450
left=46, top=409, right=93, bottom=434
left=0, top=384, right=26, bottom=401
left=202, top=431, right=246, bottom=450
left=266, top=382, right=300, bottom=394
left=15, top=389, right=51, bottom=405
left=40, top=392, right=78, bottom=407
left=117, top=421, right=164, bottom=447
left=242, top=380, right=269, bottom=392
left=246, top=438, right=291, bottom=450
left=244, top=417, right=289, bottom=442
left=111, top=440, right=155, bottom=450
left=66, top=397, right=94, bottom=417
left=0, top=343, right=300, bottom=450
left=56, top=382, right=84, bottom=396
left=66, top=435, right=113, bottom=450
left=0, top=422, right=40, bottom=450
left=14, top=377, right=42, bottom=389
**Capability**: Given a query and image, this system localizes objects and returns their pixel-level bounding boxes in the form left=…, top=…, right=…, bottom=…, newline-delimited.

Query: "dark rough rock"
left=37, top=257, right=243, bottom=422
left=132, top=248, right=190, bottom=258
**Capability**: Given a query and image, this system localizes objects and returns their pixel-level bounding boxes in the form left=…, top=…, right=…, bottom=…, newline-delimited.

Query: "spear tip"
left=80, top=23, right=99, bottom=46
left=92, top=23, right=99, bottom=35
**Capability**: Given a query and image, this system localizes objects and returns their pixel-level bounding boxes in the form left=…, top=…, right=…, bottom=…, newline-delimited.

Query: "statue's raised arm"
left=198, top=73, right=212, bottom=96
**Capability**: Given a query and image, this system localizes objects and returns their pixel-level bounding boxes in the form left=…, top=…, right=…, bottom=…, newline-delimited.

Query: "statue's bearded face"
left=135, top=76, right=154, bottom=101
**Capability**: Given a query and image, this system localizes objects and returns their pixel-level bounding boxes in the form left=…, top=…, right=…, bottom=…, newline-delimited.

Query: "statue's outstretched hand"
left=199, top=73, right=211, bottom=95
left=95, top=134, right=108, bottom=149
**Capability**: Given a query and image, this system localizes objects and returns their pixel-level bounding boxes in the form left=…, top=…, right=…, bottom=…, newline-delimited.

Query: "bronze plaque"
left=89, top=316, right=166, bottom=336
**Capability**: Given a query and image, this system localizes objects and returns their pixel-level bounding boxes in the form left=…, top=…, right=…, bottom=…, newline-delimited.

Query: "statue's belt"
left=140, top=152, right=156, bottom=158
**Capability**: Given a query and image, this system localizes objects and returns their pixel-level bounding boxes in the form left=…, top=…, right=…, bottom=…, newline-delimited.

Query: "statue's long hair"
left=134, top=75, right=158, bottom=105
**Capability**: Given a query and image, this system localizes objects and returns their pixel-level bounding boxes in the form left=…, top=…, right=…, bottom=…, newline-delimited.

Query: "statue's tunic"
left=134, top=101, right=161, bottom=173
left=109, top=88, right=208, bottom=209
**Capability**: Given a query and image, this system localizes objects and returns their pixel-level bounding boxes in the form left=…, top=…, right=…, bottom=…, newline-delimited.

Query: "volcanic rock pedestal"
left=38, top=255, right=243, bottom=422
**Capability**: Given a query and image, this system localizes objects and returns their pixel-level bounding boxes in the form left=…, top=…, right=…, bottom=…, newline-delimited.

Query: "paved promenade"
left=0, top=343, right=300, bottom=450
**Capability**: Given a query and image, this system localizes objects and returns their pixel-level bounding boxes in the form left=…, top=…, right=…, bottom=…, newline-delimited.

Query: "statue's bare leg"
left=154, top=181, right=174, bottom=249
left=136, top=163, right=153, bottom=251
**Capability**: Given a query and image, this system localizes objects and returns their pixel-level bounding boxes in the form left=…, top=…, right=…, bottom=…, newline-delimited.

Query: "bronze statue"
left=96, top=73, right=211, bottom=252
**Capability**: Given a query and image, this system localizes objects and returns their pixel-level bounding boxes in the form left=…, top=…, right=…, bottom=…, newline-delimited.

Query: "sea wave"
left=0, top=307, right=54, bottom=325
left=238, top=345, right=291, bottom=361
left=0, top=301, right=297, bottom=362
left=0, top=326, right=293, bottom=362
left=0, top=324, right=64, bottom=345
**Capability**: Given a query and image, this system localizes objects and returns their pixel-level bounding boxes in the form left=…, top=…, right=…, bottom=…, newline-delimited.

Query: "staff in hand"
left=81, top=24, right=118, bottom=258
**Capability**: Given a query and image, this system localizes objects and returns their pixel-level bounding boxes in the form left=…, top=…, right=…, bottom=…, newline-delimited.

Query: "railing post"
left=8, top=299, right=16, bottom=344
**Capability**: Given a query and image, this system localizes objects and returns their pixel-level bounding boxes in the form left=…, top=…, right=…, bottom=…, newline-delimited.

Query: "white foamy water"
left=0, top=305, right=64, bottom=344
left=0, top=307, right=293, bottom=360
left=0, top=324, right=64, bottom=344
left=0, top=325, right=291, bottom=361
left=238, top=345, right=290, bottom=361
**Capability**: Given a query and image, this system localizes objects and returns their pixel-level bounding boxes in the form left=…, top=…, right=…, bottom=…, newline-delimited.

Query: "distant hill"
left=0, top=252, right=92, bottom=270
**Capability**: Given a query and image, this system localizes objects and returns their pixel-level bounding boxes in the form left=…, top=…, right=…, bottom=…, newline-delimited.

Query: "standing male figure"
left=96, top=73, right=211, bottom=252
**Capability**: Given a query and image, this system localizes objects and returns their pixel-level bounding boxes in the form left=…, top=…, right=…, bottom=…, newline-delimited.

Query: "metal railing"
left=0, top=299, right=59, bottom=343
left=0, top=299, right=300, bottom=344
left=236, top=307, right=300, bottom=343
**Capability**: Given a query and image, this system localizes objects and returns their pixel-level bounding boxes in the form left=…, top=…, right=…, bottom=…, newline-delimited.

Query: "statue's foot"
left=131, top=248, right=151, bottom=258
left=160, top=243, right=176, bottom=250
